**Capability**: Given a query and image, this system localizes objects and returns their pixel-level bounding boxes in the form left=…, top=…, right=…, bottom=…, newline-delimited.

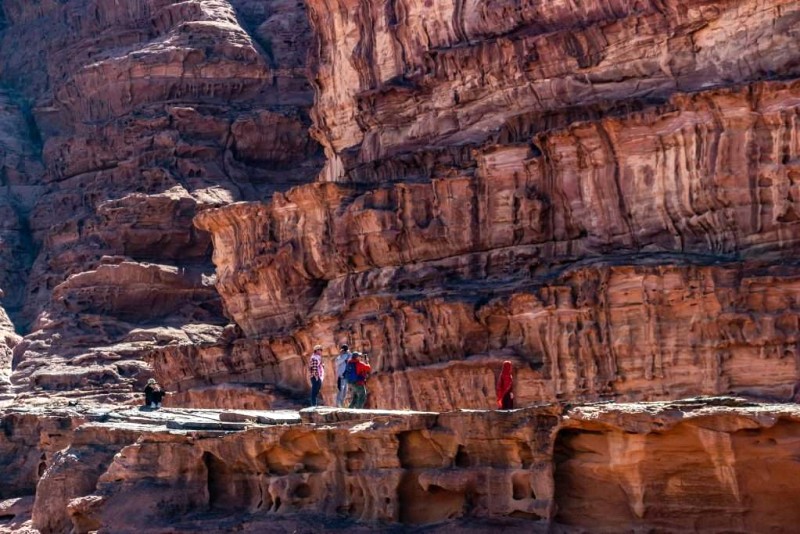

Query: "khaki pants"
left=348, top=384, right=367, bottom=409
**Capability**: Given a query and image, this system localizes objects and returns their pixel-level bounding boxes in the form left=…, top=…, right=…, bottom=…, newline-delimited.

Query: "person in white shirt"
left=334, top=343, right=351, bottom=407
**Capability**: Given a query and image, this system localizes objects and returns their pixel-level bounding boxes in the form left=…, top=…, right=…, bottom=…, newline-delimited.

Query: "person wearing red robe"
left=496, top=361, right=514, bottom=409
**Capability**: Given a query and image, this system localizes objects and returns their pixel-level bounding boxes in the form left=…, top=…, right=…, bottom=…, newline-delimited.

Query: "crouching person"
left=346, top=352, right=372, bottom=409
left=144, top=378, right=165, bottom=409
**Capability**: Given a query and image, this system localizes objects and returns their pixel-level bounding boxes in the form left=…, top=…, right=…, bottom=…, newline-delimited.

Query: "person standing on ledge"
left=346, top=351, right=372, bottom=409
left=308, top=344, right=325, bottom=406
left=496, top=361, right=514, bottom=410
left=144, top=378, right=165, bottom=409
left=334, top=343, right=351, bottom=407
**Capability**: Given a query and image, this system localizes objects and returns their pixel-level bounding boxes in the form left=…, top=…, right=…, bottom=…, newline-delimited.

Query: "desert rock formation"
left=2, top=399, right=800, bottom=532
left=0, top=0, right=322, bottom=401
left=0, top=0, right=796, bottom=411
left=2, top=0, right=800, bottom=532
left=192, top=0, right=800, bottom=409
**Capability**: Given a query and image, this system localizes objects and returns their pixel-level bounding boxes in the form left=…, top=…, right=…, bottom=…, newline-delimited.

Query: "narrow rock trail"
left=3, top=398, right=800, bottom=532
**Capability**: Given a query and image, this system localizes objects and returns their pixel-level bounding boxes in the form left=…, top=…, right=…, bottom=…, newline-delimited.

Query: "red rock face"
left=307, top=0, right=800, bottom=173
left=0, top=0, right=322, bottom=399
left=0, top=0, right=795, bottom=411
left=185, top=0, right=800, bottom=410
left=195, top=79, right=800, bottom=410
left=2, top=400, right=800, bottom=532
left=2, top=0, right=800, bottom=531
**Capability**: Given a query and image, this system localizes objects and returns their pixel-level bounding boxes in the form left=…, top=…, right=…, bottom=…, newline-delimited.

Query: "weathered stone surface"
left=194, top=80, right=800, bottom=410
left=0, top=410, right=85, bottom=501
left=184, top=0, right=800, bottom=415
left=308, top=0, right=800, bottom=176
left=2, top=0, right=800, bottom=531
left=555, top=399, right=800, bottom=531
left=0, top=305, right=20, bottom=400
left=148, top=250, right=800, bottom=411
left=202, top=79, right=800, bottom=329
left=0, top=495, right=35, bottom=534
left=0, top=0, right=323, bottom=398
left=2, top=400, right=800, bottom=532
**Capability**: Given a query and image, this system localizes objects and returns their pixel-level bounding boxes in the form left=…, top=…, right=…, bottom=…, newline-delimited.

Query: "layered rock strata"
left=0, top=0, right=798, bottom=417
left=0, top=0, right=322, bottom=399
left=1, top=399, right=799, bottom=533
left=194, top=78, right=800, bottom=410
left=150, top=255, right=800, bottom=411
left=173, top=0, right=800, bottom=409
left=307, top=0, right=800, bottom=176
left=1, top=1, right=800, bottom=530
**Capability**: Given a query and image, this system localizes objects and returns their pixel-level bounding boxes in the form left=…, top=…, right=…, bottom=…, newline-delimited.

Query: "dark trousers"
left=310, top=377, right=322, bottom=406
left=500, top=391, right=514, bottom=410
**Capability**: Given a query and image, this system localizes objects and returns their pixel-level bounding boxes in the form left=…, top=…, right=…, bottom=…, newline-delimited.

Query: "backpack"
left=344, top=361, right=360, bottom=384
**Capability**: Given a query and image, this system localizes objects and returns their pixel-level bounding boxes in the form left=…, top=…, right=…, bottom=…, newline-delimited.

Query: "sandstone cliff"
left=0, top=0, right=322, bottom=401
left=2, top=0, right=800, bottom=532
left=1, top=0, right=796, bottom=412
left=2, top=399, right=799, bottom=533
left=191, top=0, right=800, bottom=409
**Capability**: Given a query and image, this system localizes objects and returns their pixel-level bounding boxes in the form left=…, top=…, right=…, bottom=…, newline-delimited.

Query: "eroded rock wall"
left=201, top=79, right=800, bottom=332
left=555, top=417, right=800, bottom=531
left=0, top=0, right=798, bottom=417
left=0, top=306, right=19, bottom=399
left=2, top=401, right=799, bottom=532
left=307, top=0, right=800, bottom=177
left=0, top=0, right=322, bottom=400
left=2, top=1, right=800, bottom=532
left=149, top=256, right=800, bottom=410
left=0, top=411, right=84, bottom=501
left=170, top=0, right=800, bottom=411
left=196, top=77, right=800, bottom=410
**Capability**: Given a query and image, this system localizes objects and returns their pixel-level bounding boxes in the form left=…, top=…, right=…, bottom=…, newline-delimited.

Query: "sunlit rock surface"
left=2, top=0, right=800, bottom=532
left=196, top=78, right=800, bottom=409
left=186, top=0, right=800, bottom=408
left=1, top=400, right=799, bottom=532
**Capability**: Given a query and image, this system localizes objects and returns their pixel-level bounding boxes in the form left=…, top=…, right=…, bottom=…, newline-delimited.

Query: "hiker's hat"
left=313, top=344, right=323, bottom=351
left=340, top=343, right=349, bottom=351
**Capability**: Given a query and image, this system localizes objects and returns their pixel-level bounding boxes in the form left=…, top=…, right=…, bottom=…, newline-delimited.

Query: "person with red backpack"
left=344, top=351, right=371, bottom=409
